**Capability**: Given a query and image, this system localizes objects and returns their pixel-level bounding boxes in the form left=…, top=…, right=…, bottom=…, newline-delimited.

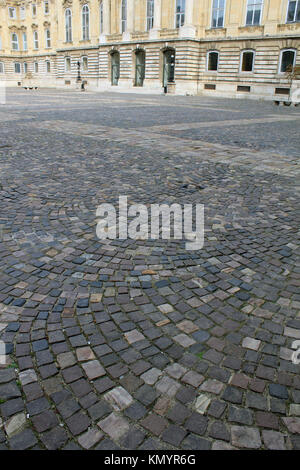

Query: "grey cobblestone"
left=0, top=89, right=299, bottom=450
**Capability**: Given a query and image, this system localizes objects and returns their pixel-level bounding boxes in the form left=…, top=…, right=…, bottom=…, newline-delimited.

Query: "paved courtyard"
left=0, top=88, right=300, bottom=450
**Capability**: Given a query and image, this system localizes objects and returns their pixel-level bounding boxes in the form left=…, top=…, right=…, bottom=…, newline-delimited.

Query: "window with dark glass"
left=207, top=51, right=219, bottom=71
left=241, top=51, right=254, bottom=71
left=287, top=0, right=300, bottom=22
left=280, top=49, right=296, bottom=73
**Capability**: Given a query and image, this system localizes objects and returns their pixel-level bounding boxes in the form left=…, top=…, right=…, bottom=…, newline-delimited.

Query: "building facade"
left=0, top=0, right=299, bottom=99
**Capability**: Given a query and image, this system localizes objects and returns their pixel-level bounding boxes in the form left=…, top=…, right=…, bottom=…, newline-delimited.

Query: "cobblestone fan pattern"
left=0, top=89, right=300, bottom=450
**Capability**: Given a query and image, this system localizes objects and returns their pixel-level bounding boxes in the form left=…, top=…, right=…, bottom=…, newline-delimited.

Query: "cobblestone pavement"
left=0, top=88, right=299, bottom=450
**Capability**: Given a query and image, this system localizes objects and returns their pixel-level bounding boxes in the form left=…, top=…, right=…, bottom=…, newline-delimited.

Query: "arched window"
left=82, top=56, right=88, bottom=71
left=23, top=62, right=28, bottom=74
left=34, top=61, right=39, bottom=73
left=279, top=49, right=296, bottom=73
left=121, top=0, right=127, bottom=33
left=175, top=0, right=185, bottom=28
left=65, top=9, right=72, bottom=42
left=99, top=1, right=104, bottom=34
left=22, top=32, right=27, bottom=51
left=147, top=0, right=154, bottom=30
left=82, top=5, right=90, bottom=40
left=65, top=56, right=71, bottom=72
left=46, top=60, right=51, bottom=73
left=0, top=62, right=4, bottom=74
left=11, top=33, right=19, bottom=51
left=45, top=29, right=51, bottom=48
left=14, top=62, right=21, bottom=73
left=240, top=50, right=255, bottom=72
left=207, top=51, right=219, bottom=71
left=33, top=30, right=39, bottom=49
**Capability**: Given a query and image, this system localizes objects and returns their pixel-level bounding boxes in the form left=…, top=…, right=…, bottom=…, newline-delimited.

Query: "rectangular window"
left=121, top=0, right=127, bottom=33
left=100, top=2, right=104, bottom=34
left=211, top=0, right=225, bottom=28
left=82, top=56, right=88, bottom=71
left=44, top=1, right=49, bottom=14
left=241, top=50, right=255, bottom=72
left=275, top=87, right=290, bottom=94
left=20, top=6, right=26, bottom=19
left=34, top=31, right=38, bottom=49
left=22, top=32, right=27, bottom=51
left=32, top=4, right=37, bottom=17
left=237, top=85, right=251, bottom=92
left=246, top=0, right=263, bottom=26
left=287, top=0, right=300, bottom=22
left=14, top=62, right=21, bottom=73
left=9, top=7, right=17, bottom=18
left=207, top=51, right=219, bottom=71
left=65, top=57, right=71, bottom=72
left=12, top=34, right=19, bottom=50
left=175, top=0, right=185, bottom=28
left=147, top=0, right=154, bottom=30
left=45, top=30, right=51, bottom=48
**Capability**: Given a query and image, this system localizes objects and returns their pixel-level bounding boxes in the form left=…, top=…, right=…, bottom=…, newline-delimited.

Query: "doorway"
left=135, top=50, right=145, bottom=87
left=111, top=51, right=120, bottom=86
left=163, top=49, right=175, bottom=91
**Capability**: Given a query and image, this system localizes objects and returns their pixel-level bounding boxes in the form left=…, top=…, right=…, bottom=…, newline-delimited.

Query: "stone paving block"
left=141, top=413, right=168, bottom=436
left=282, top=417, right=300, bottom=434
left=78, top=428, right=104, bottom=449
left=57, top=352, right=76, bottom=369
left=174, top=333, right=196, bottom=348
left=76, top=346, right=95, bottom=362
left=82, top=360, right=105, bottom=380
left=124, top=329, right=145, bottom=344
left=4, top=413, right=26, bottom=438
left=231, top=426, right=262, bottom=449
left=104, top=386, right=133, bottom=411
left=200, top=379, right=224, bottom=394
left=156, top=376, right=181, bottom=397
left=165, top=363, right=187, bottom=379
left=98, top=412, right=130, bottom=440
left=141, top=367, right=162, bottom=385
left=40, top=426, right=68, bottom=450
left=195, top=394, right=211, bottom=414
left=66, top=411, right=91, bottom=435
left=9, top=428, right=37, bottom=450
left=32, top=410, right=59, bottom=432
left=262, top=430, right=286, bottom=450
left=162, top=424, right=187, bottom=447
left=182, top=371, right=204, bottom=388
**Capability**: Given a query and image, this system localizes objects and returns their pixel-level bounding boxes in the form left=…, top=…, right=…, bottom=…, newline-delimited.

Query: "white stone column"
left=99, top=0, right=111, bottom=44
left=149, top=0, right=161, bottom=40
left=123, top=0, right=134, bottom=41
left=180, top=0, right=196, bottom=38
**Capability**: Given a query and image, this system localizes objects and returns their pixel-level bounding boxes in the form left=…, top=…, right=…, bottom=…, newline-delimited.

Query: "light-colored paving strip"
left=145, top=115, right=300, bottom=132
left=21, top=119, right=300, bottom=177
